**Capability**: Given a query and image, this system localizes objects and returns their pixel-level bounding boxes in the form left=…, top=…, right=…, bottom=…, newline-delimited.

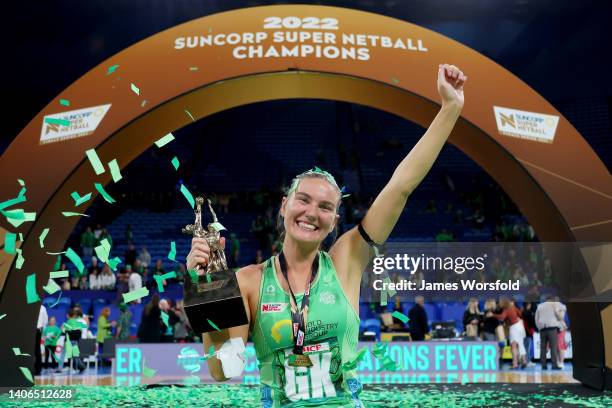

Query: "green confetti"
left=0, top=186, right=26, bottom=211
left=50, top=270, right=69, bottom=279
left=106, top=64, right=119, bottom=75
left=380, top=288, right=387, bottom=306
left=62, top=211, right=90, bottom=217
left=391, top=311, right=409, bottom=323
left=154, top=272, right=177, bottom=293
left=171, top=156, right=180, bottom=170
left=130, top=83, right=140, bottom=95
left=341, top=347, right=369, bottom=371
left=180, top=184, right=195, bottom=208
left=168, top=241, right=177, bottom=261
left=26, top=274, right=40, bottom=304
left=188, top=269, right=198, bottom=283
left=66, top=247, right=85, bottom=275
left=143, top=362, right=156, bottom=378
left=189, top=66, right=199, bottom=71
left=383, top=277, right=397, bottom=297
left=0, top=314, right=6, bottom=320
left=3, top=208, right=25, bottom=220
left=43, top=278, right=61, bottom=294
left=184, top=109, right=196, bottom=122
left=64, top=334, right=73, bottom=358
left=7, top=211, right=36, bottom=228
left=45, top=117, right=71, bottom=126
left=205, top=273, right=212, bottom=283
left=108, top=256, right=122, bottom=271
left=46, top=251, right=66, bottom=255
left=4, top=232, right=16, bottom=254
left=71, top=191, right=92, bottom=206
left=13, top=347, right=30, bottom=356
left=18, top=233, right=23, bottom=241
left=161, top=311, right=170, bottom=328
left=207, top=319, right=221, bottom=332
left=18, top=367, right=33, bottom=384
left=108, top=159, right=122, bottom=182
left=39, top=228, right=49, bottom=248
left=15, top=248, right=25, bottom=269
left=380, top=355, right=399, bottom=371
left=372, top=341, right=388, bottom=359
left=95, top=238, right=112, bottom=263
left=154, top=133, right=175, bottom=148
left=94, top=183, right=116, bottom=203
left=59, top=99, right=70, bottom=106
left=210, top=222, right=226, bottom=232
left=391, top=77, right=400, bottom=84
left=123, top=287, right=149, bottom=303
left=85, top=148, right=105, bottom=175
left=141, top=100, right=147, bottom=108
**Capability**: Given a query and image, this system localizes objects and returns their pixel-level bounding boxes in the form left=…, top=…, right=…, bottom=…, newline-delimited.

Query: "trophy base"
left=183, top=268, right=248, bottom=334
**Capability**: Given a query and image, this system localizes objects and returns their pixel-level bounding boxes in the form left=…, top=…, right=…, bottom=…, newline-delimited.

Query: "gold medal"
left=288, top=353, right=313, bottom=367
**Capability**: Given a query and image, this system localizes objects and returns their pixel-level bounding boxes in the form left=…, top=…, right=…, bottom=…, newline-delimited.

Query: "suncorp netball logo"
left=40, top=104, right=111, bottom=145
left=493, top=106, right=559, bottom=143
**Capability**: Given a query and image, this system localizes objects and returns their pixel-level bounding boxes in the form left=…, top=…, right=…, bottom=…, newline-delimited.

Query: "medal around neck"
left=288, top=353, right=313, bottom=367
left=182, top=197, right=248, bottom=334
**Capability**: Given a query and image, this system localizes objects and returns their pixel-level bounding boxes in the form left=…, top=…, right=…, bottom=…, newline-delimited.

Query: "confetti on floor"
left=1, top=384, right=610, bottom=408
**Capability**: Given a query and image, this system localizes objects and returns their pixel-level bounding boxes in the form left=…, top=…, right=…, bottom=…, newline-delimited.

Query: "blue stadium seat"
left=363, top=318, right=381, bottom=340
left=439, top=302, right=466, bottom=328
left=423, top=303, right=438, bottom=324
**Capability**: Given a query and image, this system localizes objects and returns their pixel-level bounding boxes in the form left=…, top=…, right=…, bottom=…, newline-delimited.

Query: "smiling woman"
left=185, top=63, right=468, bottom=406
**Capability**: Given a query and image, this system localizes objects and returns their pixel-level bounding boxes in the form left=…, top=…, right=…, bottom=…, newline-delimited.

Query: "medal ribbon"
left=278, top=251, right=319, bottom=355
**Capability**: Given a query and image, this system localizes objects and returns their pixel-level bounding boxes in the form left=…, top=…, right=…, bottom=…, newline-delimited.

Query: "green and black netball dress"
left=252, top=251, right=363, bottom=407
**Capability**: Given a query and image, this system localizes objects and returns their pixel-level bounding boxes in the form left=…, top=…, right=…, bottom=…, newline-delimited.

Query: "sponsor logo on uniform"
left=493, top=106, right=559, bottom=143
left=302, top=342, right=330, bottom=354
left=261, top=303, right=287, bottom=313
left=40, top=104, right=111, bottom=145
left=318, top=291, right=336, bottom=305
left=296, top=330, right=305, bottom=346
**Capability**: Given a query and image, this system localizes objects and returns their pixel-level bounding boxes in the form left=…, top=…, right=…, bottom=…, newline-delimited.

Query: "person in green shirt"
left=96, top=307, right=116, bottom=354
left=43, top=316, right=61, bottom=369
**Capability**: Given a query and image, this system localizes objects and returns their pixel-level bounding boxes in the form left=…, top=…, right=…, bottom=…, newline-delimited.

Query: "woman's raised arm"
left=332, top=64, right=467, bottom=279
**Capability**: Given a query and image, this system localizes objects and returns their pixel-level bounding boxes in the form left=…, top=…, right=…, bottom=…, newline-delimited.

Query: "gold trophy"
left=182, top=197, right=247, bottom=333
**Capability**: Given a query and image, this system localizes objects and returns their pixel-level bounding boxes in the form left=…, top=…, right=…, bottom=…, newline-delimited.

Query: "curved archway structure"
left=1, top=5, right=610, bottom=388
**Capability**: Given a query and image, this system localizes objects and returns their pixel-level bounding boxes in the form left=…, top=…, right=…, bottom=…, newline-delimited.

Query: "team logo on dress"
left=261, top=303, right=288, bottom=313
left=323, top=274, right=332, bottom=284
left=319, top=291, right=336, bottom=305
left=266, top=284, right=276, bottom=294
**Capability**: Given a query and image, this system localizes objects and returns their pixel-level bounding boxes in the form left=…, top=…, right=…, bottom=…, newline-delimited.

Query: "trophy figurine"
left=181, top=197, right=248, bottom=334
